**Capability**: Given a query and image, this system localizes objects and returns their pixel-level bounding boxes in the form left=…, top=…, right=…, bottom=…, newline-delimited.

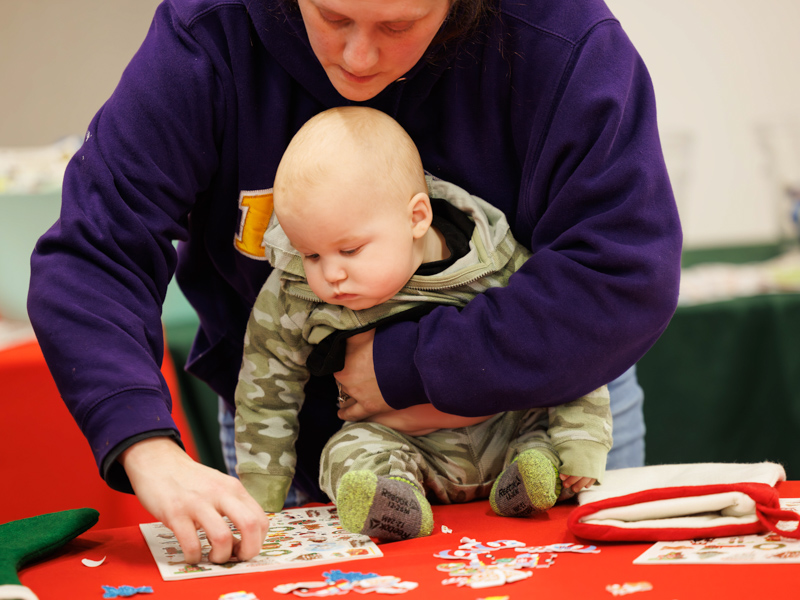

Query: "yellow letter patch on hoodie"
left=234, top=189, right=273, bottom=259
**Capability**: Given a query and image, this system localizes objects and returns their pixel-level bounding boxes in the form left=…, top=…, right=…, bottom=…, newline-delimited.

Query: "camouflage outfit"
left=234, top=178, right=612, bottom=511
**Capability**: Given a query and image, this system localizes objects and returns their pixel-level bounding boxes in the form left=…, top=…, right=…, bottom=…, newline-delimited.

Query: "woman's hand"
left=335, top=330, right=393, bottom=421
left=120, top=437, right=269, bottom=564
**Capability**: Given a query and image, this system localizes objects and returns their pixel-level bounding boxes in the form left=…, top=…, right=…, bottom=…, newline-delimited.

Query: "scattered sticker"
left=433, top=538, right=565, bottom=591
left=273, top=582, right=328, bottom=595
left=434, top=538, right=526, bottom=561
left=101, top=585, right=154, bottom=598
left=219, top=593, right=260, bottom=600
left=441, top=525, right=453, bottom=534
left=275, top=570, right=418, bottom=596
left=514, top=543, right=600, bottom=554
left=442, top=566, right=532, bottom=589
left=606, top=581, right=654, bottom=596
left=82, top=556, right=107, bottom=567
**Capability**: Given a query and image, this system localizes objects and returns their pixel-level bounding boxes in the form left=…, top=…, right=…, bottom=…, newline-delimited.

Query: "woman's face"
left=297, top=0, right=451, bottom=101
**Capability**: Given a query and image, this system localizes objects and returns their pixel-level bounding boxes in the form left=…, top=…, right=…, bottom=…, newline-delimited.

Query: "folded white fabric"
left=567, top=462, right=800, bottom=541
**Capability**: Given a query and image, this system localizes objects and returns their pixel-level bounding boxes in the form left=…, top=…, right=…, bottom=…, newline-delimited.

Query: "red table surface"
left=20, top=481, right=800, bottom=600
left=0, top=338, right=198, bottom=530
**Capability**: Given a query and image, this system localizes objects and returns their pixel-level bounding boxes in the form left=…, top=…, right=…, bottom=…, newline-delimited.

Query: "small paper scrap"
left=606, top=582, right=653, bottom=596
left=101, top=585, right=154, bottom=598
left=442, top=525, right=453, bottom=533
left=82, top=556, right=106, bottom=567
left=219, top=593, right=259, bottom=600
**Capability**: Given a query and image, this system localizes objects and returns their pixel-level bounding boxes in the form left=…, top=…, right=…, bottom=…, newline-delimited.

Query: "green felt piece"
left=0, top=508, right=99, bottom=588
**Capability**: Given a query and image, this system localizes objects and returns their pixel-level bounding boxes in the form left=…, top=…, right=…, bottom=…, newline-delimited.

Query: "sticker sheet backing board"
left=633, top=498, right=800, bottom=565
left=140, top=505, right=383, bottom=581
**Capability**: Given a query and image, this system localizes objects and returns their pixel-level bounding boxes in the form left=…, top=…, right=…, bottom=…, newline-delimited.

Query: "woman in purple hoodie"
left=28, top=0, right=681, bottom=564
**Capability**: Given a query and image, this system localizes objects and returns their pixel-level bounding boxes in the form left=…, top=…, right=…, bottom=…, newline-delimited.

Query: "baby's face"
left=278, top=181, right=420, bottom=311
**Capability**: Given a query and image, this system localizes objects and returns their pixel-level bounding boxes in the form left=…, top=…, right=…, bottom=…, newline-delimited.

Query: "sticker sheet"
left=633, top=498, right=800, bottom=565
left=140, top=506, right=383, bottom=581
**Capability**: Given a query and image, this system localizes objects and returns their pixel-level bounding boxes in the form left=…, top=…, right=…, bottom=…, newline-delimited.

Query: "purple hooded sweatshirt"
left=28, top=0, right=681, bottom=494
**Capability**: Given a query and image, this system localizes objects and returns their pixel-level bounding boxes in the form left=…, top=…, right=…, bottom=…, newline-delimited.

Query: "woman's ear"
left=408, top=192, right=433, bottom=239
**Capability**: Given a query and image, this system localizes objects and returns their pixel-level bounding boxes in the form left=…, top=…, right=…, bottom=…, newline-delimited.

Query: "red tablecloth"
left=19, top=481, right=800, bottom=600
left=0, top=337, right=198, bottom=530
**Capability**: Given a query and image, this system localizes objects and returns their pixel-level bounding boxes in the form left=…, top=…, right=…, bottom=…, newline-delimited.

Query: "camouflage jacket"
left=234, top=178, right=612, bottom=511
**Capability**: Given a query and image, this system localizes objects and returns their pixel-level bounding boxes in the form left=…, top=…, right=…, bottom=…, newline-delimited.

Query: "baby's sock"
left=336, top=470, right=434, bottom=541
left=489, top=449, right=561, bottom=517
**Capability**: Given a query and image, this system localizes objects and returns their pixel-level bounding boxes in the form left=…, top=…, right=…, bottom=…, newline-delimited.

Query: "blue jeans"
left=605, top=365, right=646, bottom=469
left=220, top=365, right=645, bottom=506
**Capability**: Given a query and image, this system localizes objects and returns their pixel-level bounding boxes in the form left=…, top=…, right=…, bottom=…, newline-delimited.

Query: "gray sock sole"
left=489, top=450, right=560, bottom=517
left=336, top=471, right=433, bottom=541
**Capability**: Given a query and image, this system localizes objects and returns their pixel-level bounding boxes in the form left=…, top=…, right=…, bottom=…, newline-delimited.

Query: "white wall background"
left=3, top=0, right=800, bottom=249
left=606, top=0, right=800, bottom=248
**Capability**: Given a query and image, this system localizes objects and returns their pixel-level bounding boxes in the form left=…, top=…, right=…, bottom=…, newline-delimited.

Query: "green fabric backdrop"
left=638, top=244, right=800, bottom=478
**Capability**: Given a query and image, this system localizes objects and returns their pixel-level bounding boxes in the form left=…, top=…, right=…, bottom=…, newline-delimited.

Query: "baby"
left=234, top=106, right=612, bottom=541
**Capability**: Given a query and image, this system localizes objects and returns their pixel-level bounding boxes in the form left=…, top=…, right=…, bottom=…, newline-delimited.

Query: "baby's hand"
left=558, top=474, right=596, bottom=500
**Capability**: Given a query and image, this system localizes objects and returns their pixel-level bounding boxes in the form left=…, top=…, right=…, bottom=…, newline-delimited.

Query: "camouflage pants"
left=319, top=409, right=559, bottom=505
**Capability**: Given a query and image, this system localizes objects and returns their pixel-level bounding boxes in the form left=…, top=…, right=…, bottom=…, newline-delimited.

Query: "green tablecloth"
left=638, top=244, right=800, bottom=478
left=165, top=243, right=800, bottom=479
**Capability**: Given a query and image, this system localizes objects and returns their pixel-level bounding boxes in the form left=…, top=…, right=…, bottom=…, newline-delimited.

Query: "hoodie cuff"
left=373, top=321, right=428, bottom=410
left=102, top=430, right=183, bottom=494
left=555, top=440, right=609, bottom=484
left=238, top=473, right=291, bottom=512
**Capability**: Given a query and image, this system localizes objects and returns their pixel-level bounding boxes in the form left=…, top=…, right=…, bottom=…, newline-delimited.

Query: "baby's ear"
left=409, top=192, right=433, bottom=239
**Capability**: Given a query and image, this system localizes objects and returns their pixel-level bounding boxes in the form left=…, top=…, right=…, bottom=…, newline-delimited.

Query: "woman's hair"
left=280, top=0, right=495, bottom=50
left=433, top=0, right=494, bottom=48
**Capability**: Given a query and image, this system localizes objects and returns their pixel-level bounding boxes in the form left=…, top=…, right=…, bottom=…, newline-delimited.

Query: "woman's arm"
left=28, top=2, right=250, bottom=564
left=366, top=21, right=682, bottom=417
